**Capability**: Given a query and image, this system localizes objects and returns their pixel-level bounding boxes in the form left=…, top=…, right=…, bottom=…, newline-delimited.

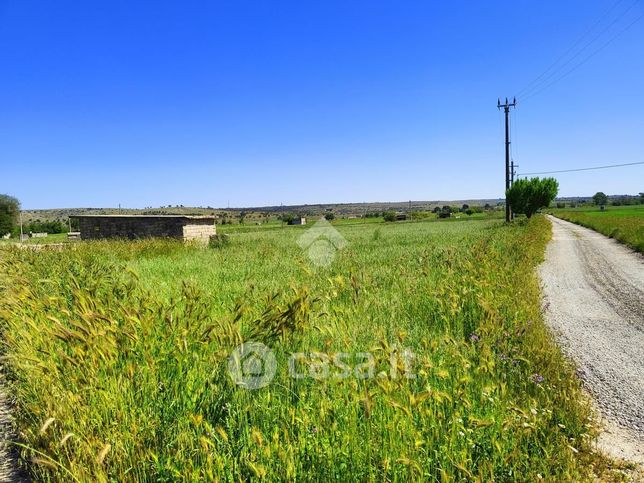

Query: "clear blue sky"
left=1, top=0, right=642, bottom=209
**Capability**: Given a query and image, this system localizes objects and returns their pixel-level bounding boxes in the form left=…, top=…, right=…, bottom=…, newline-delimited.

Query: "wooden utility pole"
left=498, top=97, right=516, bottom=222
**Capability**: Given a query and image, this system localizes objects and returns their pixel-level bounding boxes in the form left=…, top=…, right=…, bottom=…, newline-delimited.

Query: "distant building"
left=289, top=217, right=306, bottom=225
left=70, top=215, right=216, bottom=244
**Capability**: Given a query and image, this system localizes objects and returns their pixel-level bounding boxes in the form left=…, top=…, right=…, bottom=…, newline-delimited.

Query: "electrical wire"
left=518, top=161, right=644, bottom=176
left=518, top=0, right=639, bottom=99
left=512, top=107, right=519, bottom=164
left=515, top=0, right=627, bottom=99
left=521, top=10, right=644, bottom=102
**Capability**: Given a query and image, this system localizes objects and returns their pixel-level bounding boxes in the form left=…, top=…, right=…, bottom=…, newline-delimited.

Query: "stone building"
left=71, top=215, right=216, bottom=244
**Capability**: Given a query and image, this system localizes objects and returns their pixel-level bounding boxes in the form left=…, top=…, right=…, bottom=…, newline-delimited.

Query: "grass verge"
left=552, top=205, right=644, bottom=252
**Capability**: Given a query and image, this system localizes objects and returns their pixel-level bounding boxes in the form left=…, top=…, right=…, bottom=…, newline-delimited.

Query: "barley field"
left=0, top=217, right=601, bottom=480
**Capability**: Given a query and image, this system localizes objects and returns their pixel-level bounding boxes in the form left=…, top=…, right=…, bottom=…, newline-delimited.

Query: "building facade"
left=71, top=215, right=216, bottom=244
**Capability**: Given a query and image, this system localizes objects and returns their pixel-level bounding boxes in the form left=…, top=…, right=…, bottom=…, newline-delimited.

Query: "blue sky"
left=1, top=0, right=643, bottom=209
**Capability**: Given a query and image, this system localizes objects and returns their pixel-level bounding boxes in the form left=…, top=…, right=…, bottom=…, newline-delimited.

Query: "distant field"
left=0, top=216, right=602, bottom=480
left=0, top=233, right=69, bottom=245
left=218, top=210, right=502, bottom=234
left=551, top=205, right=644, bottom=252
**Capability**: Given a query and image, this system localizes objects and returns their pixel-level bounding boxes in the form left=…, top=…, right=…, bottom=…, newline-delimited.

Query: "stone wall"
left=73, top=216, right=216, bottom=244
left=182, top=223, right=217, bottom=242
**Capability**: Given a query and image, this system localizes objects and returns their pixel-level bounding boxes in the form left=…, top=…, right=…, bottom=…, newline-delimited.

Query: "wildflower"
left=532, top=373, right=544, bottom=384
left=469, top=333, right=480, bottom=343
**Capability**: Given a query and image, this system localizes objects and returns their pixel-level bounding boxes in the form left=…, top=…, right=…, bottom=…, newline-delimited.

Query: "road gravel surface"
left=540, top=215, right=644, bottom=464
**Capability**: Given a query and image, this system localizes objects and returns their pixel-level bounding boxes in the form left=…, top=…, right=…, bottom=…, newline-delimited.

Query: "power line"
left=521, top=10, right=644, bottom=102
left=515, top=0, right=628, bottom=99
left=511, top=107, right=519, bottom=162
left=518, top=161, right=644, bottom=176
left=518, top=0, right=639, bottom=99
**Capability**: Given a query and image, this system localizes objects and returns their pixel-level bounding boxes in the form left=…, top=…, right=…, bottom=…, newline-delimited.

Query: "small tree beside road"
left=506, top=177, right=559, bottom=219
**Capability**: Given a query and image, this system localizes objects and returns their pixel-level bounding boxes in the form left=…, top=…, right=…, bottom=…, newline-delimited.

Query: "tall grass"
left=0, top=217, right=600, bottom=480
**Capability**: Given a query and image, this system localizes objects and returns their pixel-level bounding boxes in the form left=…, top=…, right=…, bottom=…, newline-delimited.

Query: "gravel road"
left=540, top=215, right=644, bottom=464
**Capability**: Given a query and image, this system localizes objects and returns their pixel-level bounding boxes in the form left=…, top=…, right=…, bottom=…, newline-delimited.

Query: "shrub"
left=209, top=233, right=230, bottom=248
left=383, top=211, right=397, bottom=222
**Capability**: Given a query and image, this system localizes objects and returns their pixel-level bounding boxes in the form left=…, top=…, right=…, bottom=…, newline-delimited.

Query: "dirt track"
left=540, top=215, right=644, bottom=464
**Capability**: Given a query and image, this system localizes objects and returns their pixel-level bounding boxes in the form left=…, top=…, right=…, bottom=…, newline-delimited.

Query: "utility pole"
left=498, top=97, right=516, bottom=222
left=511, top=161, right=518, bottom=187
left=510, top=160, right=518, bottom=220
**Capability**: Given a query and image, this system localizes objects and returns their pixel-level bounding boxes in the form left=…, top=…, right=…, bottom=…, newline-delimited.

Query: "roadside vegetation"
left=552, top=204, right=644, bottom=252
left=507, top=177, right=559, bottom=219
left=0, top=216, right=607, bottom=480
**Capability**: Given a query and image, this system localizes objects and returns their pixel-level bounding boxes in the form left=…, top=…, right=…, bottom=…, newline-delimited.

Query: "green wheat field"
left=0, top=216, right=608, bottom=481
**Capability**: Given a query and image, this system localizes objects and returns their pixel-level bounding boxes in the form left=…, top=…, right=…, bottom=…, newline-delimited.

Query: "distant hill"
left=22, top=199, right=507, bottom=223
left=21, top=194, right=641, bottom=223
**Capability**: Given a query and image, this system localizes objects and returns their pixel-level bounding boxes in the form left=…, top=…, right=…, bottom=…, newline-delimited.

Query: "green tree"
left=0, top=194, right=20, bottom=236
left=592, top=192, right=608, bottom=206
left=506, top=177, right=559, bottom=219
left=383, top=211, right=396, bottom=222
